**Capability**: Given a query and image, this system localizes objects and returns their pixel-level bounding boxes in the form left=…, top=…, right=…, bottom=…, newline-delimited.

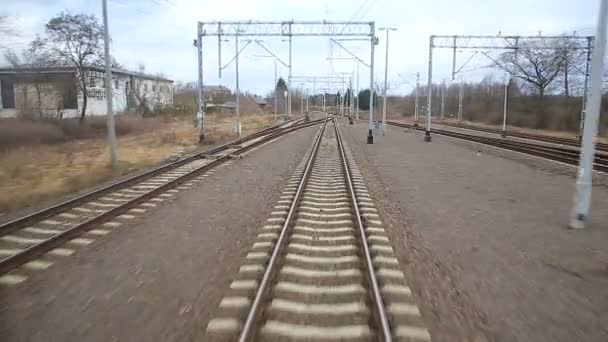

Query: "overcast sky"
left=0, top=0, right=601, bottom=95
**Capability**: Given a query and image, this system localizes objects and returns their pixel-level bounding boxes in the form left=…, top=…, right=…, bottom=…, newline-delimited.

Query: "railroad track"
left=0, top=116, right=324, bottom=285
left=207, top=117, right=430, bottom=341
left=434, top=121, right=608, bottom=153
left=387, top=121, right=608, bottom=173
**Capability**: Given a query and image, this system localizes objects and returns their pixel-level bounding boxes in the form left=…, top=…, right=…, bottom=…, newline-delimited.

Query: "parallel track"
left=434, top=121, right=608, bottom=153
left=207, top=118, right=430, bottom=341
left=0, top=117, right=323, bottom=277
left=388, top=121, right=608, bottom=173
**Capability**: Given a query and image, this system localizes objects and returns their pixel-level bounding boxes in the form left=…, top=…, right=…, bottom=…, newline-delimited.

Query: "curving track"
left=207, top=118, right=431, bottom=341
left=0, top=117, right=324, bottom=285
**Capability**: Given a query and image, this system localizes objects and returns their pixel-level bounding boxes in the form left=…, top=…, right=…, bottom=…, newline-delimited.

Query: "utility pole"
left=356, top=62, right=360, bottom=120
left=425, top=35, right=434, bottom=142
left=195, top=30, right=204, bottom=142
left=274, top=59, right=278, bottom=120
left=367, top=22, right=376, bottom=144
left=569, top=0, right=607, bottom=230
left=440, top=79, right=445, bottom=120
left=414, top=72, right=419, bottom=125
left=102, top=0, right=117, bottom=167
left=379, top=27, right=396, bottom=136
left=457, top=82, right=463, bottom=122
left=502, top=74, right=509, bottom=138
left=579, top=36, right=594, bottom=142
left=235, top=32, right=241, bottom=136
left=287, top=26, right=293, bottom=119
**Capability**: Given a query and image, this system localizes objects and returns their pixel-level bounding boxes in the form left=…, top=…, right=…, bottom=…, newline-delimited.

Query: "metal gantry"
left=194, top=20, right=377, bottom=143
left=424, top=34, right=594, bottom=142
left=290, top=75, right=354, bottom=117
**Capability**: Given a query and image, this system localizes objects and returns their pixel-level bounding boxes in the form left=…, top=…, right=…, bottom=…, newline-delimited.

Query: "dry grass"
left=0, top=113, right=275, bottom=214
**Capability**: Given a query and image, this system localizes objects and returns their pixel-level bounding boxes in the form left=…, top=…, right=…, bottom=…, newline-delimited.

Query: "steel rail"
left=237, top=117, right=328, bottom=342
left=0, top=116, right=310, bottom=235
left=0, top=118, right=325, bottom=275
left=387, top=121, right=608, bottom=173
left=434, top=121, right=608, bottom=153
left=334, top=120, right=393, bottom=341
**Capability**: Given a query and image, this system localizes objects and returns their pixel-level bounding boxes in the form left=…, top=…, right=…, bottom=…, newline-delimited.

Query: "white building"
left=0, top=66, right=174, bottom=119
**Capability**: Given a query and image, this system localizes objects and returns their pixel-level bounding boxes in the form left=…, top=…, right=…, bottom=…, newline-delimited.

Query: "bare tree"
left=131, top=63, right=151, bottom=114
left=37, top=12, right=104, bottom=122
left=497, top=40, right=565, bottom=128
left=553, top=36, right=587, bottom=97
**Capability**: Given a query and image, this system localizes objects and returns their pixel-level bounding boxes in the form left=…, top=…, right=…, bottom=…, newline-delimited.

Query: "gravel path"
left=0, top=125, right=318, bottom=342
left=341, top=119, right=608, bottom=342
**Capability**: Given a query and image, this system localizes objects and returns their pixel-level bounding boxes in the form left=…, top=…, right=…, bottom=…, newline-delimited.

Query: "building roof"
left=254, top=96, right=267, bottom=105
left=0, top=65, right=173, bottom=83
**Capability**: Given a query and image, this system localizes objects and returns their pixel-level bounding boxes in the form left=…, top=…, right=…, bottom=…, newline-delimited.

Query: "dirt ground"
left=341, top=118, right=608, bottom=342
left=0, top=124, right=318, bottom=342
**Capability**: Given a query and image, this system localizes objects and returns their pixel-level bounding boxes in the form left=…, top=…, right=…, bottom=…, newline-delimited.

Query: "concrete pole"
left=195, top=26, right=205, bottom=142
left=350, top=75, right=354, bottom=119
left=235, top=33, right=241, bottom=136
left=322, top=93, right=326, bottom=112
left=579, top=36, right=593, bottom=142
left=274, top=59, right=277, bottom=120
left=102, top=0, right=117, bottom=167
left=569, top=0, right=607, bottom=230
left=502, top=74, right=509, bottom=137
left=457, top=82, right=463, bottom=122
left=440, top=79, right=445, bottom=120
left=287, top=28, right=292, bottom=119
left=414, top=72, right=419, bottom=125
left=425, top=35, right=434, bottom=142
left=356, top=62, right=360, bottom=120
left=381, top=28, right=394, bottom=136
left=367, top=23, right=376, bottom=144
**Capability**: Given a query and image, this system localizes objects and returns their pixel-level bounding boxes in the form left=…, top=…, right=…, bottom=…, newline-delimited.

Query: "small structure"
left=254, top=95, right=267, bottom=110
left=0, top=66, right=174, bottom=119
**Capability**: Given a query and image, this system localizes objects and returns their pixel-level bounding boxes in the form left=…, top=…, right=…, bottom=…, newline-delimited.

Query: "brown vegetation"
left=0, top=111, right=274, bottom=214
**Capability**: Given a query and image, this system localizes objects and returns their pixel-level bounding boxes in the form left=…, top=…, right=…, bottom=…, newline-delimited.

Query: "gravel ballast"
left=0, top=125, right=319, bottom=342
left=341, top=119, right=608, bottom=342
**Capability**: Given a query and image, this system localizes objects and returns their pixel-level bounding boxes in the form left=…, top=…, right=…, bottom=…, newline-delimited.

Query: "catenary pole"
left=425, top=35, right=434, bottom=142
left=367, top=22, right=376, bottom=144
left=196, top=25, right=205, bottom=142
left=287, top=24, right=293, bottom=119
left=440, top=79, right=445, bottom=120
left=380, top=27, right=396, bottom=135
left=569, top=0, right=607, bottom=229
left=579, top=36, right=594, bottom=142
left=235, top=32, right=241, bottom=136
left=414, top=72, right=419, bottom=125
left=102, top=0, right=117, bottom=167
left=458, top=82, right=463, bottom=122
left=502, top=74, right=509, bottom=137
left=274, top=59, right=278, bottom=120
left=356, top=62, right=360, bottom=120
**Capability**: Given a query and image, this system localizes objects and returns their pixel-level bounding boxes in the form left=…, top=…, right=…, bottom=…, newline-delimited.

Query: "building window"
left=1, top=79, right=15, bottom=109
left=89, top=76, right=95, bottom=88
left=114, top=80, right=119, bottom=89
left=62, top=83, right=77, bottom=109
left=144, top=84, right=148, bottom=92
left=152, top=85, right=156, bottom=92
